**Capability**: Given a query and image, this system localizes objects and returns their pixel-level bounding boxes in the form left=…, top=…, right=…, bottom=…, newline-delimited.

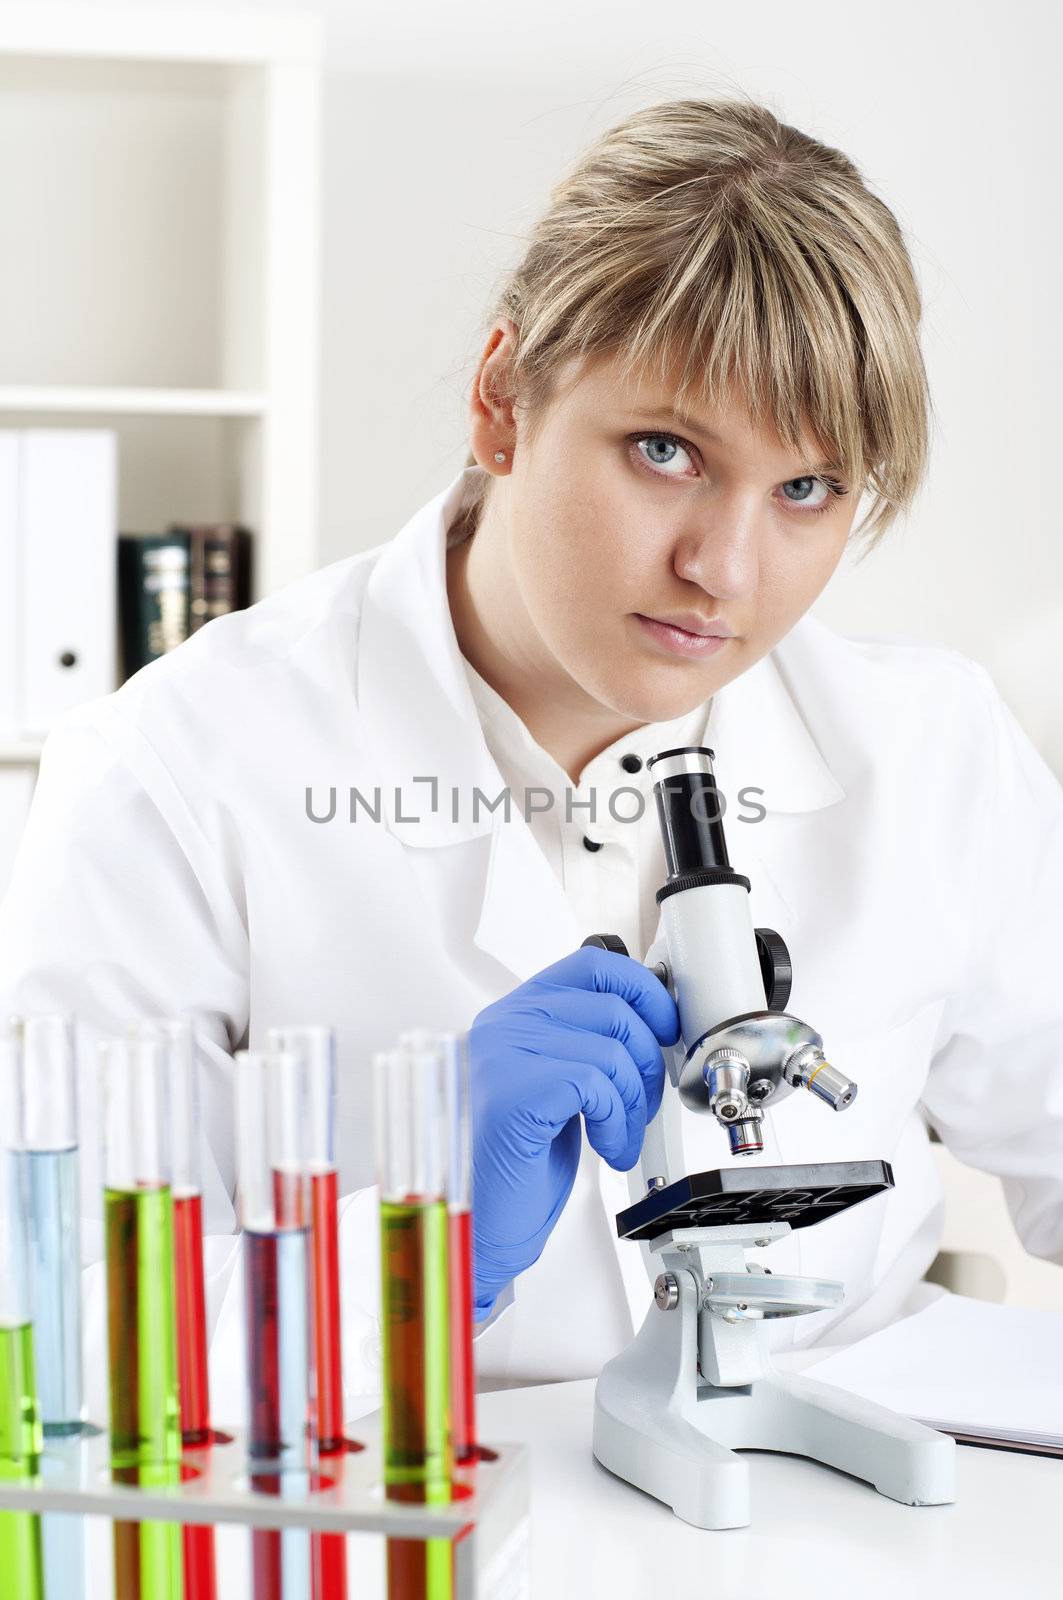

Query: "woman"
left=2, top=97, right=1061, bottom=1409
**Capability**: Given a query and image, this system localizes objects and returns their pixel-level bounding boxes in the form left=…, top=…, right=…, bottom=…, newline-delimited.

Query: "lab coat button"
left=620, top=753, right=643, bottom=773
left=582, top=836, right=603, bottom=852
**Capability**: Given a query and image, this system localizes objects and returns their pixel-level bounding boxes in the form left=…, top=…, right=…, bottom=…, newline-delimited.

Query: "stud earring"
left=494, top=450, right=507, bottom=463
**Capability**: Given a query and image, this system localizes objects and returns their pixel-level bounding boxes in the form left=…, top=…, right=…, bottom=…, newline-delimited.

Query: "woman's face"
left=472, top=330, right=862, bottom=726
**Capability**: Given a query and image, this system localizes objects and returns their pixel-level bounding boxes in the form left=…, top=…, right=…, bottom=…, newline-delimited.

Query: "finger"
left=528, top=1058, right=632, bottom=1169
left=495, top=1028, right=647, bottom=1168
left=568, top=1059, right=637, bottom=1168
left=531, top=946, right=680, bottom=1048
left=531, top=1022, right=648, bottom=1137
left=520, top=989, right=663, bottom=1122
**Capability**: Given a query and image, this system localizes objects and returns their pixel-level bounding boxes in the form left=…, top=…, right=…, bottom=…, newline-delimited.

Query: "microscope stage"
left=616, top=1159, right=894, bottom=1240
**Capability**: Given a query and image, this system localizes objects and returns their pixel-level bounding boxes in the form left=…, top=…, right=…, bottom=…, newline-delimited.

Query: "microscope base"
left=593, top=1267, right=956, bottom=1529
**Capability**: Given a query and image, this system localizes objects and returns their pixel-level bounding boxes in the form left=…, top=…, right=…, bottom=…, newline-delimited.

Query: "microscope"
left=582, top=746, right=956, bottom=1529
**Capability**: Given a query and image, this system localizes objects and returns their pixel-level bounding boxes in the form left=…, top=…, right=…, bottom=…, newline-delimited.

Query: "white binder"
left=20, top=429, right=117, bottom=734
left=0, top=431, right=18, bottom=738
left=0, top=765, right=36, bottom=905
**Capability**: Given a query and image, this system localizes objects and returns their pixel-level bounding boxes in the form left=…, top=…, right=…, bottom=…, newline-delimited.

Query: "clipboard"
left=919, top=1421, right=1063, bottom=1461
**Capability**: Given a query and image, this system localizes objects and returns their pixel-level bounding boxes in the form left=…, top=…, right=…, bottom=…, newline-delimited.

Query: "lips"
left=643, top=611, right=735, bottom=638
left=632, top=614, right=733, bottom=659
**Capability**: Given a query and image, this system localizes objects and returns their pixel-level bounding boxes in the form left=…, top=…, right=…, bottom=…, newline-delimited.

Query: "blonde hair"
left=464, top=97, right=931, bottom=554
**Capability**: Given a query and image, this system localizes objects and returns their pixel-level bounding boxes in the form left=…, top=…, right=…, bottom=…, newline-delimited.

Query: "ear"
left=468, top=317, right=519, bottom=471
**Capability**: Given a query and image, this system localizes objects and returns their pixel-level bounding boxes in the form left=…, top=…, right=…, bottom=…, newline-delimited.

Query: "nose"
left=671, top=499, right=760, bottom=601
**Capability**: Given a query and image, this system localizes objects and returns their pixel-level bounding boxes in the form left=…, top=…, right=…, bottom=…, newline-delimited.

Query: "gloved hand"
left=469, top=945, right=680, bottom=1321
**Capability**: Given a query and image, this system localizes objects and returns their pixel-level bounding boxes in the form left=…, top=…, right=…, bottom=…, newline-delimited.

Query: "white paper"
left=806, top=1291, right=1063, bottom=1442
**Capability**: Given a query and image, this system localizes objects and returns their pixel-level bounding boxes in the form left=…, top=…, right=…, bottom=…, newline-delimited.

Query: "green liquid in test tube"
left=0, top=1323, right=43, bottom=1599
left=133, top=1017, right=217, bottom=1600
left=396, top=1028, right=477, bottom=1465
left=375, top=1035, right=457, bottom=1600
left=100, top=1031, right=183, bottom=1600
left=0, top=1028, right=44, bottom=1600
left=379, top=1198, right=451, bottom=1490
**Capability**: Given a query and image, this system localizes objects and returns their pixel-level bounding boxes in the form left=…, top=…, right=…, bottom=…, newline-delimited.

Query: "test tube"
left=99, top=1029, right=183, bottom=1599
left=375, top=1036, right=454, bottom=1600
left=6, top=1014, right=82, bottom=1434
left=6, top=1016, right=84, bottom=1600
left=267, top=1025, right=348, bottom=1600
left=398, top=1031, right=476, bottom=1465
left=0, top=1026, right=45, bottom=1600
left=235, top=1047, right=314, bottom=1600
left=267, top=1027, right=343, bottom=1451
left=133, top=1018, right=217, bottom=1600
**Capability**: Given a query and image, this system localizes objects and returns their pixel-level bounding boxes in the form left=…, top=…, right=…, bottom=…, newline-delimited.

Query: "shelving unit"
left=0, top=4, right=322, bottom=891
left=0, top=739, right=44, bottom=765
left=0, top=387, right=268, bottom=416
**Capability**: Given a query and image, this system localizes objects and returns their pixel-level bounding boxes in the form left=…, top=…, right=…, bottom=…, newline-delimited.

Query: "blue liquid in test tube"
left=12, top=1148, right=81, bottom=1434
left=8, top=1017, right=83, bottom=1433
left=6, top=1016, right=85, bottom=1600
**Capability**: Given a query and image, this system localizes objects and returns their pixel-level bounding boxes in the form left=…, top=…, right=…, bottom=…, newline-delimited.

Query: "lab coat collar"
left=356, top=467, right=507, bottom=847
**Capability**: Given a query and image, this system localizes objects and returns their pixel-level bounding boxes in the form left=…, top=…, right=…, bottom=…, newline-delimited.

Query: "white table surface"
left=477, top=1378, right=1061, bottom=1600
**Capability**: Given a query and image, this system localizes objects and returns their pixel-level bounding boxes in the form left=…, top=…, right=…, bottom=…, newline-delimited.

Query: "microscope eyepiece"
left=646, top=747, right=717, bottom=778
left=648, top=745, right=733, bottom=882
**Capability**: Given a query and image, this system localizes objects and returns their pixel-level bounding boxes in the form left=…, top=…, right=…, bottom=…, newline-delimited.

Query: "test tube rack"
left=0, top=1417, right=530, bottom=1598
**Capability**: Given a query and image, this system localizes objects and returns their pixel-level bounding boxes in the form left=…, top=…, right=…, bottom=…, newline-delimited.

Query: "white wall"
left=58, top=0, right=1061, bottom=764
left=18, top=1, right=1063, bottom=1309
left=321, top=0, right=1063, bottom=775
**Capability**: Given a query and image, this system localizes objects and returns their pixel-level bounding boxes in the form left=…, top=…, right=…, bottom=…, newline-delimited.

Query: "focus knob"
left=754, top=927, right=792, bottom=1012
left=581, top=934, right=630, bottom=957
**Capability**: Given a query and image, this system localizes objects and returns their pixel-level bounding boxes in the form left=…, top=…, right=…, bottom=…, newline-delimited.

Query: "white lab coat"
left=2, top=465, right=1062, bottom=1420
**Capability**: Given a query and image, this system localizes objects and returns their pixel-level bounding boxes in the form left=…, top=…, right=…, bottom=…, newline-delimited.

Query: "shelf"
left=0, top=739, right=44, bottom=765
left=0, top=8, right=322, bottom=69
left=0, top=387, right=268, bottom=418
left=0, top=1, right=321, bottom=667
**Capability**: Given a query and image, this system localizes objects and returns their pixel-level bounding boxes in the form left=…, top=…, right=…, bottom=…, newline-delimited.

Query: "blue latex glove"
left=469, top=945, right=680, bottom=1321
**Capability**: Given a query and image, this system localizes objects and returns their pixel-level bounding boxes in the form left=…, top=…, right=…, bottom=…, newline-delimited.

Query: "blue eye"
left=628, top=430, right=847, bottom=516
left=631, top=432, right=696, bottom=476
left=781, top=476, right=829, bottom=510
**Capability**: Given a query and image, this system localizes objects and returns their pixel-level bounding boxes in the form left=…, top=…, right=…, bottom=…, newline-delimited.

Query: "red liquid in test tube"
left=175, top=1189, right=218, bottom=1599
left=311, top=1168, right=344, bottom=1453
left=442, top=1032, right=477, bottom=1465
left=310, top=1168, right=347, bottom=1600
left=174, top=1191, right=210, bottom=1445
left=138, top=1016, right=218, bottom=1600
left=269, top=1026, right=349, bottom=1600
left=448, top=1206, right=476, bottom=1463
